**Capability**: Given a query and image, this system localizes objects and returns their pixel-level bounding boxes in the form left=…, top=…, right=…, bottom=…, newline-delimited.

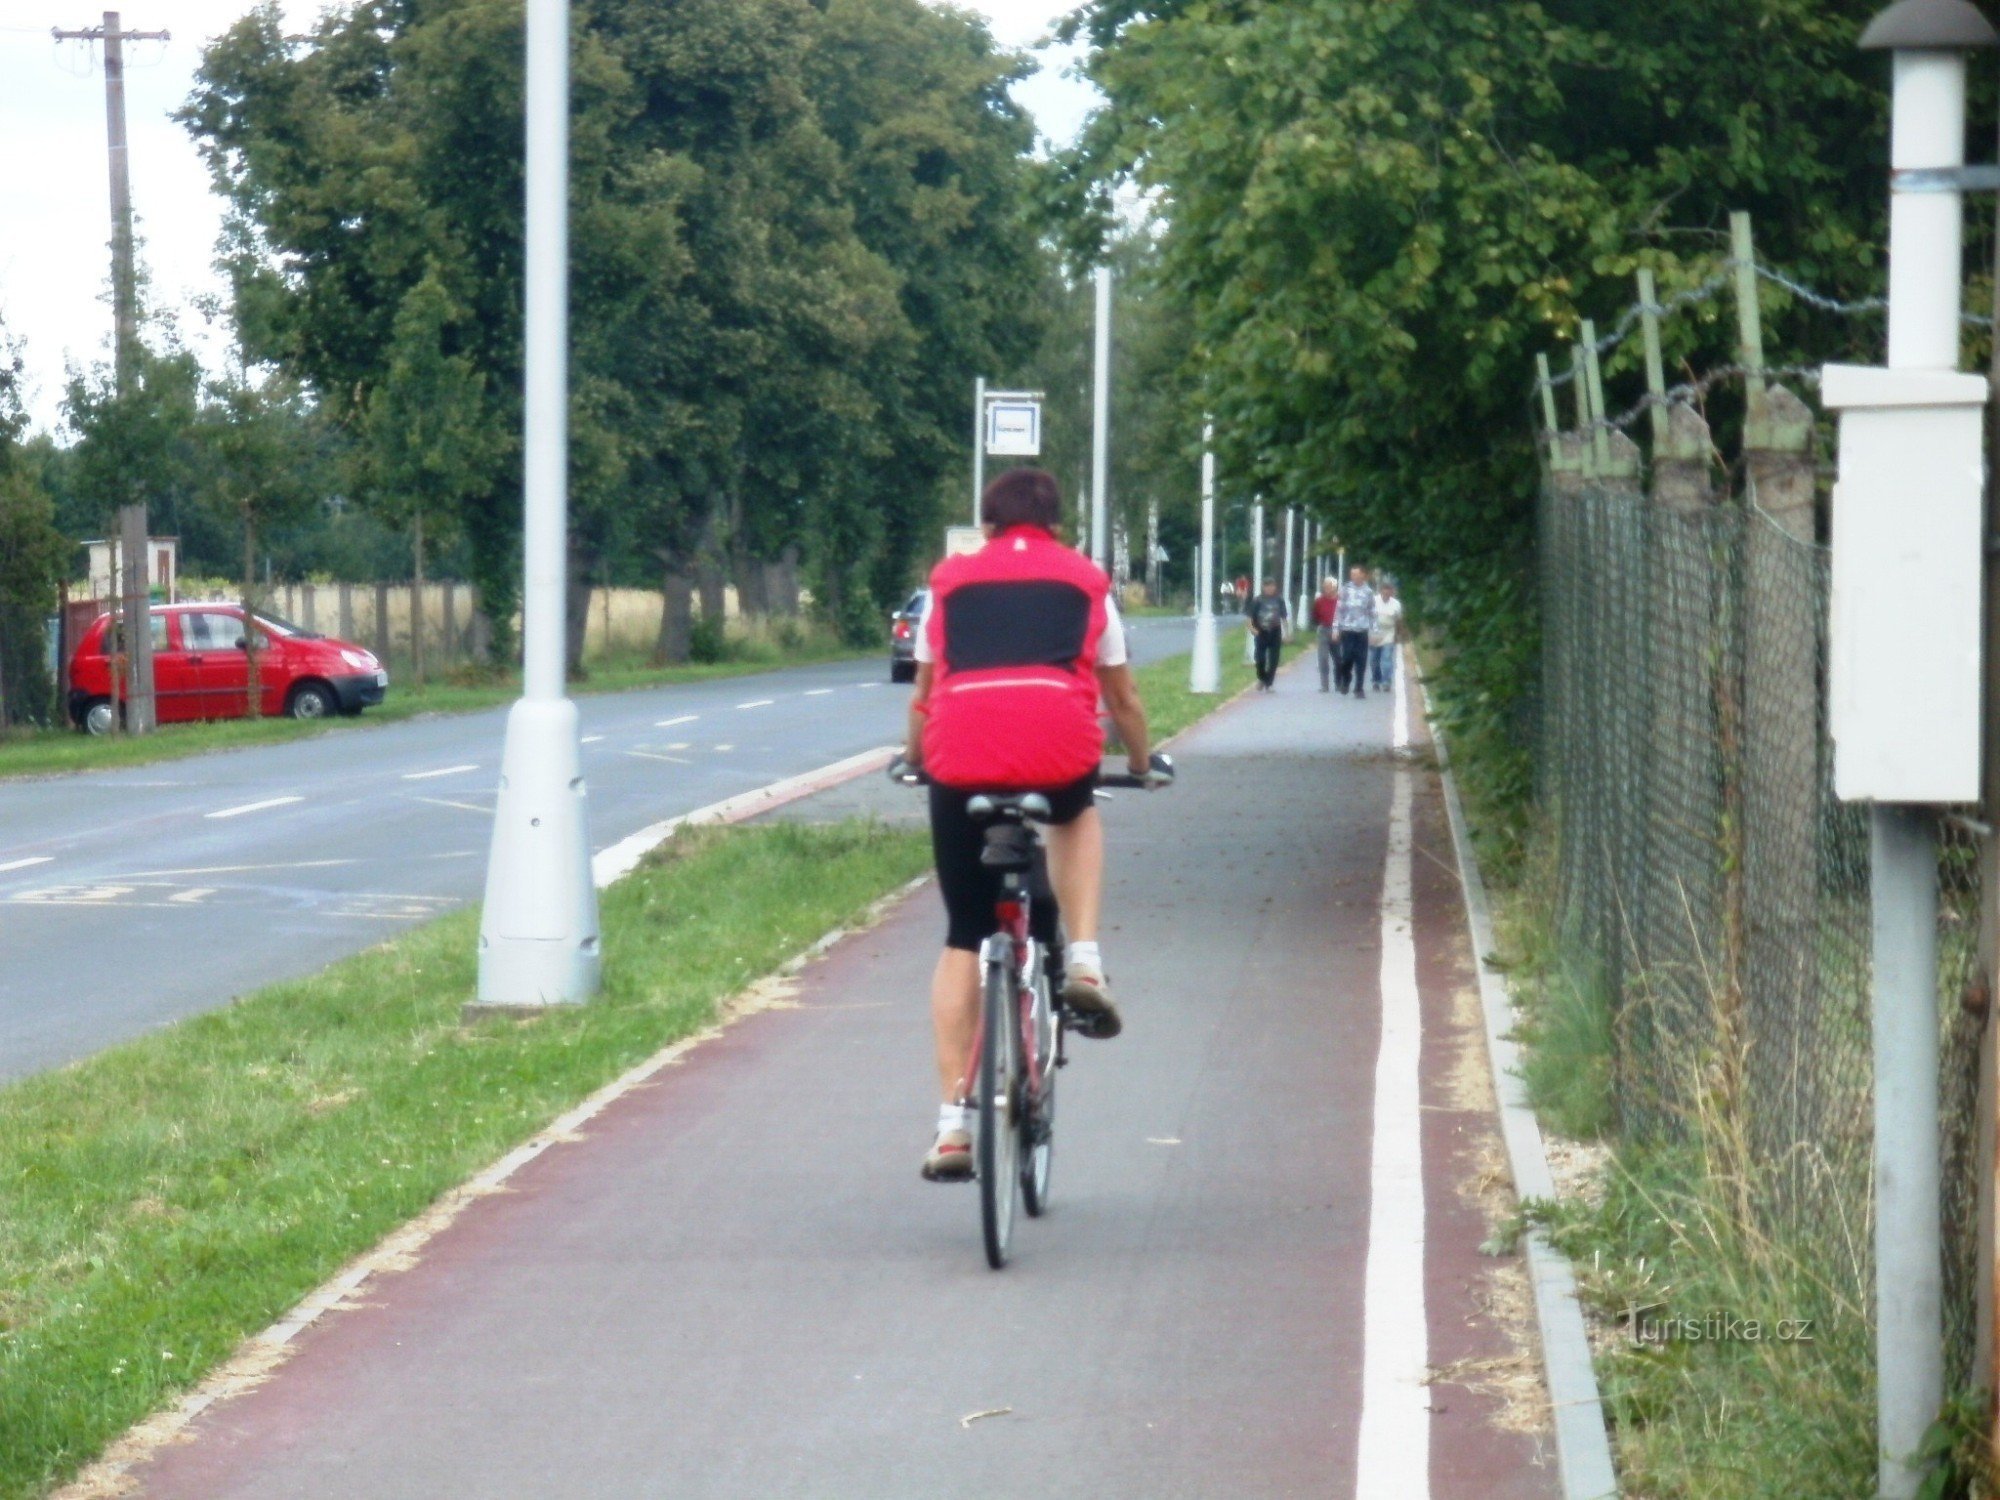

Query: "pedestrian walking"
left=1370, top=581, right=1404, bottom=692
left=1333, top=566, right=1375, bottom=700
left=1311, top=576, right=1339, bottom=692
left=1247, top=578, right=1289, bottom=691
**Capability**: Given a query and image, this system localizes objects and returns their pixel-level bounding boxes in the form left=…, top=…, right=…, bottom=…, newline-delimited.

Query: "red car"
left=69, top=602, right=389, bottom=734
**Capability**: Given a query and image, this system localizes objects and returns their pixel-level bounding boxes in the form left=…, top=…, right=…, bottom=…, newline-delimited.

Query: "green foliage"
left=183, top=0, right=1052, bottom=650
left=1061, top=0, right=1900, bottom=796
left=0, top=337, right=64, bottom=727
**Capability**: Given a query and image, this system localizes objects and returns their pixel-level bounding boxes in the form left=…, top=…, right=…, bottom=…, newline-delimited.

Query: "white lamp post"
left=1189, top=422, right=1220, bottom=693
left=1245, top=498, right=1263, bottom=662
left=1830, top=4, right=1996, bottom=1494
left=1090, top=266, right=1112, bottom=569
left=475, top=0, right=600, bottom=1009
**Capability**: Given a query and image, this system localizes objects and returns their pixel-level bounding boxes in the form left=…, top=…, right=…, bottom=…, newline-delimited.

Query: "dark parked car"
left=889, top=589, right=927, bottom=683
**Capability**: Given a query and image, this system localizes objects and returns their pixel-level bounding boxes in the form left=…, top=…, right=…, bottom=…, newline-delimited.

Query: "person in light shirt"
left=1369, top=581, right=1404, bottom=692
left=1332, top=566, right=1376, bottom=700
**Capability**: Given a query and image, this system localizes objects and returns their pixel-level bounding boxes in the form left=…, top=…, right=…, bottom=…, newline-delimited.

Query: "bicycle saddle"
left=965, top=792, right=1053, bottom=824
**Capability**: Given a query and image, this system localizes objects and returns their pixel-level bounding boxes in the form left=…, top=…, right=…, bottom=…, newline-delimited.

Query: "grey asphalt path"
left=0, top=618, right=1196, bottom=1080
left=124, top=656, right=1558, bottom=1500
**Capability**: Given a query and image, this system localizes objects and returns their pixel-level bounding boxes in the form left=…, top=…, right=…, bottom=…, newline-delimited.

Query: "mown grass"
left=0, top=632, right=861, bottom=782
left=0, top=820, right=930, bottom=1500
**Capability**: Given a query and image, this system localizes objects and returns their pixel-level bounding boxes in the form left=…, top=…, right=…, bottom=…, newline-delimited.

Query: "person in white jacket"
left=1369, top=582, right=1404, bottom=692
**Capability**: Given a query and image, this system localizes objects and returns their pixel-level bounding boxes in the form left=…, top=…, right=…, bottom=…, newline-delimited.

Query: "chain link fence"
left=1537, top=419, right=1985, bottom=1387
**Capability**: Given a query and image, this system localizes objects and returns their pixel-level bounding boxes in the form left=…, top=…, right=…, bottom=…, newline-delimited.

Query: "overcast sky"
left=0, top=0, right=1097, bottom=433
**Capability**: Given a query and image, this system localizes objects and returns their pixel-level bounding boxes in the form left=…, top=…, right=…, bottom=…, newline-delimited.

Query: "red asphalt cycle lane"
left=109, top=657, right=1559, bottom=1500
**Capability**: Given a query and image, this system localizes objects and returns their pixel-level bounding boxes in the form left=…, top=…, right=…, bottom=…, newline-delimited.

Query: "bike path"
left=112, top=655, right=1560, bottom=1500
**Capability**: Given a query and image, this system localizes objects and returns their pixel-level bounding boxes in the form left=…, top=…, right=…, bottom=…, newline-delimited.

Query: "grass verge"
left=1129, top=621, right=1269, bottom=744
left=0, top=820, right=929, bottom=1500
left=0, top=634, right=862, bottom=783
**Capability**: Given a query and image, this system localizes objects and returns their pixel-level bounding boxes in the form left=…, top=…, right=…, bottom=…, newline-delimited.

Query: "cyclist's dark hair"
left=981, top=468, right=1063, bottom=532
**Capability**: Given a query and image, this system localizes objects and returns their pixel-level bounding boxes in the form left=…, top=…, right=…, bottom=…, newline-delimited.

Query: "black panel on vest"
left=942, top=580, right=1091, bottom=672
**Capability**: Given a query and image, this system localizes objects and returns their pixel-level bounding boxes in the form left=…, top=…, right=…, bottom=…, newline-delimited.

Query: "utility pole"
left=1146, top=498, right=1161, bottom=604
left=1189, top=422, right=1220, bottom=693
left=54, top=12, right=169, bottom=736
left=1090, top=266, right=1112, bottom=569
left=971, top=376, right=987, bottom=527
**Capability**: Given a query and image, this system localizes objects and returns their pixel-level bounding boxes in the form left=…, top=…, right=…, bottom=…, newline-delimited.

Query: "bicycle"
left=891, top=755, right=1173, bottom=1268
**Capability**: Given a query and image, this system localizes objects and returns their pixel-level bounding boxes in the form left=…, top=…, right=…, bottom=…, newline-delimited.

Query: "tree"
left=0, top=328, right=65, bottom=728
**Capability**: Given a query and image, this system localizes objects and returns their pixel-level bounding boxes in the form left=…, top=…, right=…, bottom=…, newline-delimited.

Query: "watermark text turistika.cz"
left=1621, top=1308, right=1815, bottom=1345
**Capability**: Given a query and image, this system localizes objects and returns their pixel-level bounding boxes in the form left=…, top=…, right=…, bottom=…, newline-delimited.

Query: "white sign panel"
left=944, top=526, right=985, bottom=557
left=1823, top=363, right=1987, bottom=802
left=985, top=399, right=1041, bottom=457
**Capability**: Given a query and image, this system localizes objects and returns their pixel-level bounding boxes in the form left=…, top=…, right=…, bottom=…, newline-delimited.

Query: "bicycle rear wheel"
left=978, top=957, right=1021, bottom=1269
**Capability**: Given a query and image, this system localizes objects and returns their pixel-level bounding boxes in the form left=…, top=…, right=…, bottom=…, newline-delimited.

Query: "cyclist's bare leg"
left=1043, top=807, right=1102, bottom=942
left=931, top=947, right=981, bottom=1101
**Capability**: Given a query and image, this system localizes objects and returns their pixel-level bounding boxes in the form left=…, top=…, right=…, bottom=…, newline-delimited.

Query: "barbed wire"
left=1587, top=364, right=1824, bottom=435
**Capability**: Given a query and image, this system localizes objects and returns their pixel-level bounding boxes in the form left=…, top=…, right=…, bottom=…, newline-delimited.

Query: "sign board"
left=943, top=526, right=984, bottom=558
left=984, top=396, right=1041, bottom=457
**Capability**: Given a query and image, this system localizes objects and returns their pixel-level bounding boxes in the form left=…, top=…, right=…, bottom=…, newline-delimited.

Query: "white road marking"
left=409, top=795, right=491, bottom=815
left=1354, top=765, right=1429, bottom=1500
left=656, top=714, right=698, bottom=728
left=401, top=763, right=479, bottom=781
left=736, top=699, right=774, bottom=710
left=168, top=888, right=218, bottom=906
left=1392, top=644, right=1409, bottom=750
left=627, top=750, right=691, bottom=765
left=665, top=742, right=692, bottom=751
left=0, top=856, right=54, bottom=873
left=804, top=688, right=833, bottom=697
left=712, top=744, right=735, bottom=753
left=858, top=682, right=884, bottom=690
left=206, top=796, right=304, bottom=820
left=581, top=735, right=605, bottom=744
left=123, top=860, right=356, bottom=878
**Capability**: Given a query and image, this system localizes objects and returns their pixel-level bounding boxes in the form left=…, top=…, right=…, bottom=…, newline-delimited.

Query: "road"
left=0, top=619, right=1195, bottom=1081
left=107, top=657, right=1560, bottom=1500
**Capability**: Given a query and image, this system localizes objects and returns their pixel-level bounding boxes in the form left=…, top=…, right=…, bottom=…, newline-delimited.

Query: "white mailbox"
left=1823, top=362, right=1986, bottom=802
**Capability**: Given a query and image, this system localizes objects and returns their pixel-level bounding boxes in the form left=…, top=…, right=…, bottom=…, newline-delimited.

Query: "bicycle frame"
left=957, top=868, right=1046, bottom=1110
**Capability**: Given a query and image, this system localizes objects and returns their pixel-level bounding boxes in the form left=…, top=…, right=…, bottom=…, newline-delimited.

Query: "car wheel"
left=82, top=697, right=115, bottom=736
left=890, top=659, right=916, bottom=684
left=288, top=682, right=337, bottom=720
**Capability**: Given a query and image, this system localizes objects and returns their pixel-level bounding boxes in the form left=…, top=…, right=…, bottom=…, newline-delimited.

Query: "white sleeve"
left=1097, top=596, right=1128, bottom=667
left=913, top=594, right=936, bottom=664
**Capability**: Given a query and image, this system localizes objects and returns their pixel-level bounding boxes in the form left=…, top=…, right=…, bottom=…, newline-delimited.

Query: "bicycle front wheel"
left=978, top=957, right=1021, bottom=1269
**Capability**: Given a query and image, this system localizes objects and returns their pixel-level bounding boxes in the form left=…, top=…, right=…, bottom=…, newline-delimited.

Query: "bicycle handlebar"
left=887, top=753, right=1175, bottom=791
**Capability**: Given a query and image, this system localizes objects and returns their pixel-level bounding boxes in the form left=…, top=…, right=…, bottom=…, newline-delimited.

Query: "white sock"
left=937, top=1102, right=971, bottom=1134
left=1066, top=940, right=1102, bottom=973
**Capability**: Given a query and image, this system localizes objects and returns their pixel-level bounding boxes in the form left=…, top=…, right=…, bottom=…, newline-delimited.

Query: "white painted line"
left=627, top=750, right=691, bottom=765
left=168, top=888, right=218, bottom=906
left=713, top=743, right=734, bottom=753
left=124, top=860, right=356, bottom=878
left=410, top=795, right=491, bottom=815
left=205, top=796, right=304, bottom=821
left=804, top=688, right=834, bottom=697
left=665, top=742, right=691, bottom=751
left=1392, top=645, right=1409, bottom=750
left=1355, top=766, right=1429, bottom=1500
left=858, top=681, right=884, bottom=690
left=656, top=714, right=698, bottom=728
left=590, top=745, right=899, bottom=887
left=401, top=763, right=479, bottom=782
left=581, top=735, right=605, bottom=745
left=735, top=699, right=774, bottom=710
left=0, top=856, right=54, bottom=873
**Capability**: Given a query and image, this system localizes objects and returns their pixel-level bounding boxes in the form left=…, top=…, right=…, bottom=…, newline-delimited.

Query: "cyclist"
left=901, top=467, right=1159, bottom=1181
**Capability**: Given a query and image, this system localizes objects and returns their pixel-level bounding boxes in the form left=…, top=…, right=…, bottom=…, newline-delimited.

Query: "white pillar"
left=1887, top=52, right=1967, bottom=371
left=477, top=0, right=600, bottom=1008
left=1189, top=422, right=1220, bottom=693
left=1246, top=499, right=1263, bottom=662
left=1090, top=266, right=1112, bottom=569
left=972, top=375, right=987, bottom=526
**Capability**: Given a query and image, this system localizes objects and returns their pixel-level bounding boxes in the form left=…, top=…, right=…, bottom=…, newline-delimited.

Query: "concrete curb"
left=1415, top=662, right=1621, bottom=1500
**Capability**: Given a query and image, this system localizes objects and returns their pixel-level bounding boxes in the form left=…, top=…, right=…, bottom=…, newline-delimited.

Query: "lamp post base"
left=476, top=695, right=601, bottom=1007
left=1190, top=611, right=1221, bottom=694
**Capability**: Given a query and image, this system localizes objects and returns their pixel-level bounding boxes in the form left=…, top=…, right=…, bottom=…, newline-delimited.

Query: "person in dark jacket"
left=1247, top=579, right=1289, bottom=691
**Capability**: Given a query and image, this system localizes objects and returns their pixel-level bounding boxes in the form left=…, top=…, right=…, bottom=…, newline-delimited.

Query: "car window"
left=905, top=591, right=927, bottom=616
left=184, top=612, right=245, bottom=651
left=104, top=613, right=170, bottom=654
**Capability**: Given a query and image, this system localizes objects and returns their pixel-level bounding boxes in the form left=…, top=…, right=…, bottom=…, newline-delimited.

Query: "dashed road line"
left=0, top=855, right=54, bottom=873
left=656, top=714, right=699, bottom=728
left=804, top=688, right=834, bottom=697
left=206, top=796, right=304, bottom=821
left=168, top=888, right=218, bottom=906
left=628, top=750, right=691, bottom=765
left=409, top=795, right=491, bottom=815
left=858, top=682, right=884, bottom=690
left=581, top=735, right=605, bottom=744
left=401, top=763, right=479, bottom=781
left=713, top=744, right=735, bottom=753
left=736, top=699, right=774, bottom=710
left=123, top=860, right=356, bottom=878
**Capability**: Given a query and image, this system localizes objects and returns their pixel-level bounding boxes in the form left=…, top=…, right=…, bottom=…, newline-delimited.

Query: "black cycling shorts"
left=929, top=772, right=1096, bottom=953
